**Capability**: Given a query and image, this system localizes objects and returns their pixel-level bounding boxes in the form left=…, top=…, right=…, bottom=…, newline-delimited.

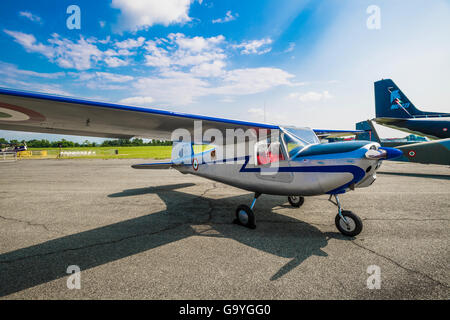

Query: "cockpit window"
left=255, top=141, right=285, bottom=165
left=282, top=132, right=307, bottom=158
left=281, top=127, right=319, bottom=158
left=284, top=127, right=320, bottom=145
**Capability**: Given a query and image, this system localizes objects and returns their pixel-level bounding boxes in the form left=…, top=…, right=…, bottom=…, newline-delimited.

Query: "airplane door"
left=254, top=141, right=293, bottom=183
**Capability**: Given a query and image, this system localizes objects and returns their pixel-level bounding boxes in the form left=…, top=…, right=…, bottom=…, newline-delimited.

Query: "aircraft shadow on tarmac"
left=0, top=183, right=348, bottom=297
left=377, top=171, right=450, bottom=181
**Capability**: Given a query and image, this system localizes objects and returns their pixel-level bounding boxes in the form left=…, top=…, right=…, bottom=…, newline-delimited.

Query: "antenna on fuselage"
left=264, top=101, right=266, bottom=123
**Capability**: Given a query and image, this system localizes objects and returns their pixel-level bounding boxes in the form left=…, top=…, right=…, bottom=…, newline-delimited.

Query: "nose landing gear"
left=329, top=194, right=363, bottom=237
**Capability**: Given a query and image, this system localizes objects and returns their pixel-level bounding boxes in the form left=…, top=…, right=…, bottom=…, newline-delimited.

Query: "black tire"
left=288, top=196, right=304, bottom=208
left=234, top=205, right=256, bottom=229
left=335, top=210, right=363, bottom=237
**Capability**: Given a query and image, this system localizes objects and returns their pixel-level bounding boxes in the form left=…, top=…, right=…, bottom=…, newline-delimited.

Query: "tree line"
left=0, top=138, right=172, bottom=148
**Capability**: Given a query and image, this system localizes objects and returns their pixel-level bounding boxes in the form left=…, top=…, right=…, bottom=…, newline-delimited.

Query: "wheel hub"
left=339, top=217, right=356, bottom=232
left=238, top=210, right=249, bottom=224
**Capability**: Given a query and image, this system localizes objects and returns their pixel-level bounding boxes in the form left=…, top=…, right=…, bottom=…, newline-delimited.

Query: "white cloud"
left=288, top=91, right=332, bottom=102
left=4, top=30, right=103, bottom=70
left=115, top=37, right=146, bottom=49
left=104, top=56, right=129, bottom=67
left=98, top=36, right=110, bottom=44
left=0, top=77, right=71, bottom=96
left=233, top=38, right=273, bottom=55
left=246, top=107, right=292, bottom=124
left=74, top=72, right=134, bottom=83
left=119, top=96, right=155, bottom=106
left=144, top=33, right=226, bottom=68
left=248, top=108, right=265, bottom=118
left=133, top=67, right=296, bottom=105
left=111, top=0, right=195, bottom=32
left=49, top=35, right=105, bottom=70
left=134, top=72, right=209, bottom=105
left=0, top=61, right=64, bottom=79
left=144, top=41, right=172, bottom=67
left=219, top=97, right=235, bottom=103
left=172, top=33, right=224, bottom=52
left=3, top=29, right=300, bottom=106
left=214, top=68, right=295, bottom=95
left=4, top=31, right=134, bottom=70
left=97, top=72, right=133, bottom=83
left=66, top=71, right=134, bottom=91
left=175, top=50, right=226, bottom=67
left=190, top=60, right=226, bottom=77
left=284, top=42, right=295, bottom=53
left=212, top=11, right=238, bottom=24
left=4, top=30, right=53, bottom=58
left=19, top=11, right=42, bottom=24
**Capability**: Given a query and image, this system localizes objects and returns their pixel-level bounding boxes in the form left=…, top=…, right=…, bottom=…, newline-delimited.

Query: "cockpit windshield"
left=281, top=127, right=319, bottom=158
left=284, top=127, right=320, bottom=145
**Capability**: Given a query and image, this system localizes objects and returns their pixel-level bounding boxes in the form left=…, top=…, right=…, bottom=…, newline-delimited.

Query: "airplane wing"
left=0, top=87, right=278, bottom=141
left=313, top=129, right=365, bottom=139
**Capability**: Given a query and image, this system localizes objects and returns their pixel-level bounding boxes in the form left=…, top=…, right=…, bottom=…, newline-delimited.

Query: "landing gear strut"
left=234, top=192, right=261, bottom=229
left=329, top=194, right=363, bottom=237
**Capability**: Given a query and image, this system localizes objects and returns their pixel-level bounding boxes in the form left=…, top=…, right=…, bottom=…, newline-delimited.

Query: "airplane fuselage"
left=375, top=118, right=450, bottom=140
left=175, top=142, right=384, bottom=196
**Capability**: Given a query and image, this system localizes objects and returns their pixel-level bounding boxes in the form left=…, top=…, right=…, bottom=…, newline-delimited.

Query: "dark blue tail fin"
left=355, top=120, right=380, bottom=142
left=374, top=79, right=447, bottom=119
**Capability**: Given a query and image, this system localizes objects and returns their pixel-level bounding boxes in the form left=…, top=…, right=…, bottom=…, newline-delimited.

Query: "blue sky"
left=1, top=0, right=449, bottom=142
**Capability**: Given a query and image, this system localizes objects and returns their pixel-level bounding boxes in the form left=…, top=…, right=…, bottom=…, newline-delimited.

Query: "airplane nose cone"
left=379, top=147, right=403, bottom=160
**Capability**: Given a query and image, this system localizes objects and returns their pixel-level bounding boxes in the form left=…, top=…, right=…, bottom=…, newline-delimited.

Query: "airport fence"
left=0, top=151, right=17, bottom=162
left=24, top=146, right=172, bottom=159
left=20, top=148, right=119, bottom=159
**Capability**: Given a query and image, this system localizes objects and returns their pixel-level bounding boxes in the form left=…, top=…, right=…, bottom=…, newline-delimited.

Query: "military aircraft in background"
left=355, top=79, right=450, bottom=165
left=0, top=87, right=402, bottom=236
left=374, top=79, right=450, bottom=139
left=356, top=119, right=449, bottom=165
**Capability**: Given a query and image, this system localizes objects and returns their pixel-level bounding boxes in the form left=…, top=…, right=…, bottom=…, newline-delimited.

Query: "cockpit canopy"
left=280, top=127, right=320, bottom=158
left=283, top=127, right=320, bottom=145
left=254, top=126, right=319, bottom=165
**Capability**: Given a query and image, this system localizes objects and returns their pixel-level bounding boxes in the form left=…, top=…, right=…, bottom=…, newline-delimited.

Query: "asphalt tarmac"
left=0, top=159, right=448, bottom=299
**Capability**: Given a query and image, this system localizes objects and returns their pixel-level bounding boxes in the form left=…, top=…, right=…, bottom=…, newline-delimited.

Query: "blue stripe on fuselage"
left=238, top=156, right=366, bottom=194
left=188, top=149, right=367, bottom=195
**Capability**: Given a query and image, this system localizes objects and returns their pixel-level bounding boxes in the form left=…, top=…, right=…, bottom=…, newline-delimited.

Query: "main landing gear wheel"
left=288, top=196, right=304, bottom=208
left=234, top=192, right=260, bottom=229
left=335, top=210, right=363, bottom=237
left=234, top=205, right=256, bottom=229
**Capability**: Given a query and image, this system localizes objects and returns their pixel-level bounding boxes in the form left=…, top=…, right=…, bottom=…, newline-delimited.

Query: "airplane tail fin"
left=374, top=79, right=448, bottom=119
left=355, top=120, right=380, bottom=143
left=375, top=79, right=422, bottom=119
left=131, top=141, right=194, bottom=170
left=171, top=141, right=194, bottom=165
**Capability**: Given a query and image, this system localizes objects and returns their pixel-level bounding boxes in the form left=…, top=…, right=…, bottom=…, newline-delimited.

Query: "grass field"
left=26, top=146, right=173, bottom=159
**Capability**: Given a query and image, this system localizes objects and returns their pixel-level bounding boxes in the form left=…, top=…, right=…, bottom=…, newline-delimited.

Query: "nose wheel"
left=335, top=210, right=362, bottom=236
left=329, top=195, right=363, bottom=237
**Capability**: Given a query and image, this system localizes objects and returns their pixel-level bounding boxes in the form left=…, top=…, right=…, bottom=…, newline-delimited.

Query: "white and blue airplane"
left=0, top=87, right=402, bottom=236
